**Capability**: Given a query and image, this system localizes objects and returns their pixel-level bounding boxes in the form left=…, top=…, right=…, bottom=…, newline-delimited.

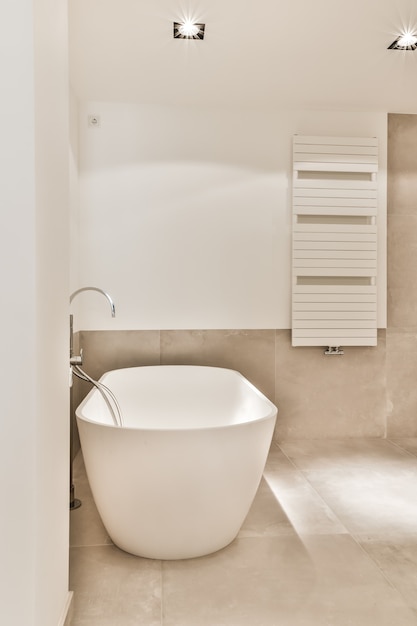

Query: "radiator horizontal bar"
left=293, top=135, right=378, bottom=146
left=295, top=197, right=377, bottom=207
left=294, top=144, right=378, bottom=156
left=293, top=188, right=377, bottom=198
left=294, top=283, right=376, bottom=291
left=293, top=241, right=377, bottom=250
left=295, top=162, right=378, bottom=173
left=293, top=320, right=377, bottom=329
left=295, top=268, right=376, bottom=277
left=294, top=260, right=377, bottom=269
left=293, top=293, right=376, bottom=302
left=293, top=312, right=376, bottom=320
left=294, top=330, right=377, bottom=338
left=294, top=153, right=378, bottom=165
left=295, top=224, right=376, bottom=233
left=294, top=250, right=376, bottom=259
left=292, top=337, right=377, bottom=347
left=294, top=178, right=377, bottom=190
left=294, top=232, right=376, bottom=241
left=293, top=303, right=376, bottom=311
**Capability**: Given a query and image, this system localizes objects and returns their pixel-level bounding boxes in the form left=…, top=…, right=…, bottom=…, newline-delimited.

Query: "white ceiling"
left=69, top=0, right=417, bottom=112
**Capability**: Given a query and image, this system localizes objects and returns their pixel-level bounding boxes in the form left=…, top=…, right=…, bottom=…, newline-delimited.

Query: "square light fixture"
left=173, top=21, right=205, bottom=40
left=388, top=32, right=417, bottom=50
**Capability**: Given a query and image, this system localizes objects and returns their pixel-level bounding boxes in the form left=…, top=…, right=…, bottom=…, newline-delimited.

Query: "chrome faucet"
left=70, top=286, right=116, bottom=317
left=69, top=286, right=116, bottom=365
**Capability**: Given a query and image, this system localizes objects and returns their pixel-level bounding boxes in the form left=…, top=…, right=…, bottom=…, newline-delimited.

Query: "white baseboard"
left=58, top=591, right=74, bottom=626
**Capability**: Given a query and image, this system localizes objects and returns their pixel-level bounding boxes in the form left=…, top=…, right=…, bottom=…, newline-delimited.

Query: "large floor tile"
left=358, top=537, right=417, bottom=611
left=304, top=467, right=417, bottom=538
left=69, top=545, right=162, bottom=626
left=263, top=469, right=348, bottom=536
left=161, top=535, right=416, bottom=626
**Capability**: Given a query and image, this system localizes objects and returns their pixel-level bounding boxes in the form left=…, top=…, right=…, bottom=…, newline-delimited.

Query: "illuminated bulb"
left=178, top=21, right=199, bottom=38
left=397, top=32, right=417, bottom=47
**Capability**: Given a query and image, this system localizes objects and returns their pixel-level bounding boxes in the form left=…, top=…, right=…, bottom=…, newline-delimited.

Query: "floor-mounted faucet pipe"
left=69, top=286, right=116, bottom=510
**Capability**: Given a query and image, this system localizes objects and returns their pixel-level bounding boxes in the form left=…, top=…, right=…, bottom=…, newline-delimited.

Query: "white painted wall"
left=33, top=1, right=71, bottom=623
left=0, top=1, right=70, bottom=625
left=0, top=3, right=37, bottom=622
left=75, top=103, right=387, bottom=331
left=70, top=88, right=81, bottom=293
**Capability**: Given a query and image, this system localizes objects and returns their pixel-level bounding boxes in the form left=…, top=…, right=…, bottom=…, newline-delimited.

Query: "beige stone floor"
left=69, top=438, right=417, bottom=625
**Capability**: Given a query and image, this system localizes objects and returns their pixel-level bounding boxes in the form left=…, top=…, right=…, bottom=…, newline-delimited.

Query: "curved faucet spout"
left=70, top=286, right=116, bottom=317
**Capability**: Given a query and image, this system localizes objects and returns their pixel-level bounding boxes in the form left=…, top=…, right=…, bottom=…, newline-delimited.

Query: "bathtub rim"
left=75, top=364, right=278, bottom=432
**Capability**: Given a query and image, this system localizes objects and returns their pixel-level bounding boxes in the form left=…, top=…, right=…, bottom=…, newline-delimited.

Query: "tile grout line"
left=296, top=466, right=415, bottom=603
left=349, top=528, right=416, bottom=604
left=277, top=439, right=417, bottom=609
left=358, top=438, right=417, bottom=603
left=386, top=437, right=417, bottom=459
left=273, top=441, right=301, bottom=471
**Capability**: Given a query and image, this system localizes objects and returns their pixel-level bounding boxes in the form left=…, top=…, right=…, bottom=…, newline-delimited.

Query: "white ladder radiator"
left=292, top=135, right=378, bottom=348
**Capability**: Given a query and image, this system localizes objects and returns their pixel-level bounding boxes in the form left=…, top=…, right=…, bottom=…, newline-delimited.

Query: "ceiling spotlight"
left=388, top=31, right=417, bottom=50
left=173, top=21, right=205, bottom=40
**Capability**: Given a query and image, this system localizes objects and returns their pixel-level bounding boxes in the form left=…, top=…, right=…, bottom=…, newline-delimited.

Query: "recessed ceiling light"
left=388, top=31, right=417, bottom=50
left=173, top=21, right=205, bottom=40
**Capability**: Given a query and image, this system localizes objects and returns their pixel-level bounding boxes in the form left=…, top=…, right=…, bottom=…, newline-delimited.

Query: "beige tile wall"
left=71, top=113, right=417, bottom=443
left=73, top=328, right=387, bottom=443
left=274, top=330, right=387, bottom=439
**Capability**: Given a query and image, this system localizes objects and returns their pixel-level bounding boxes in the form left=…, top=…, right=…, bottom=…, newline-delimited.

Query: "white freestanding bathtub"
left=76, top=365, right=277, bottom=560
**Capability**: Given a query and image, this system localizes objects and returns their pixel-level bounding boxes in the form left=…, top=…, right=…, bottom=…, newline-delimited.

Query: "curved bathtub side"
left=76, top=412, right=276, bottom=560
